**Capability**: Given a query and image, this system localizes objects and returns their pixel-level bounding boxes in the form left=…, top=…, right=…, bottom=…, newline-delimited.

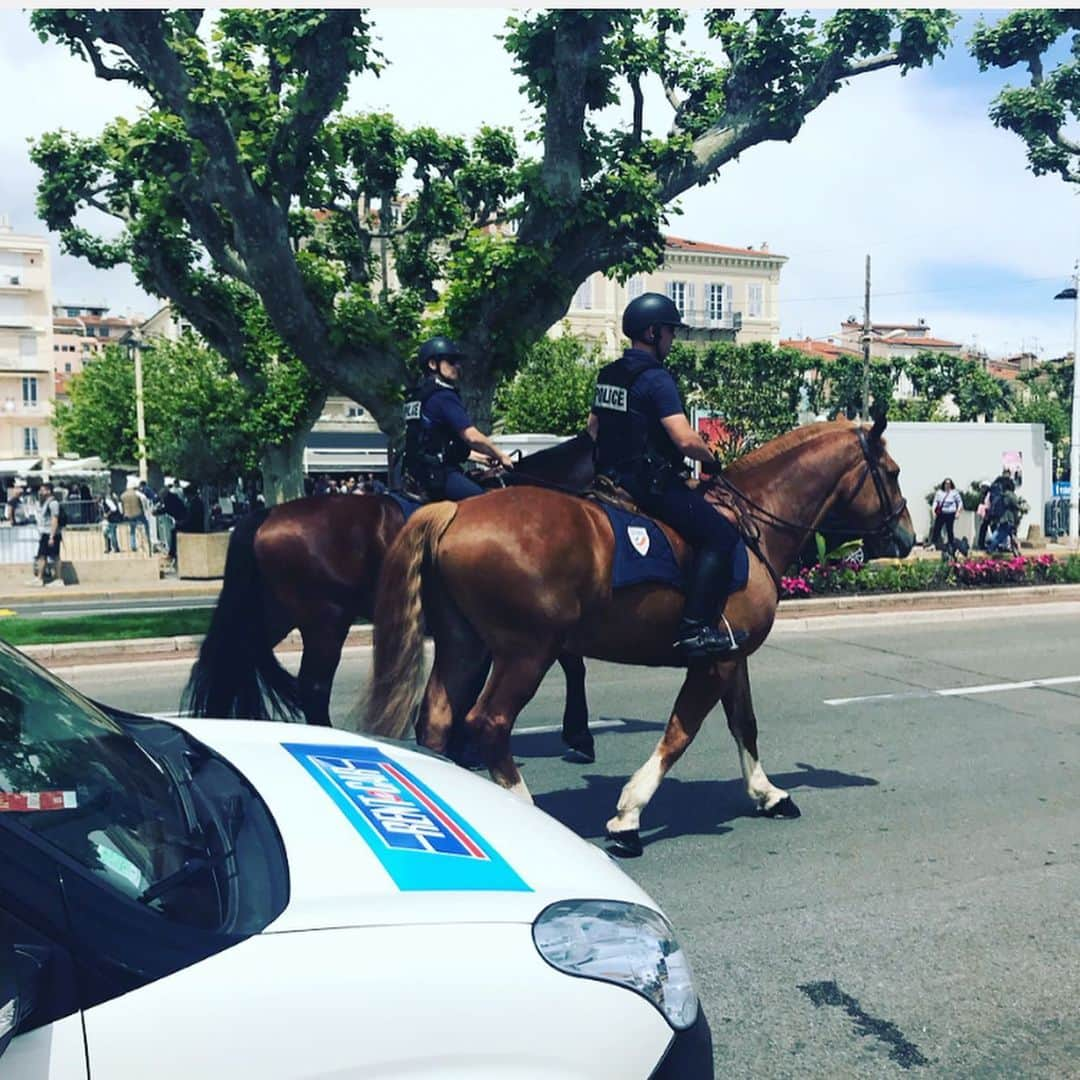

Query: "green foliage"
left=56, top=337, right=319, bottom=485
left=30, top=8, right=956, bottom=438
left=494, top=331, right=604, bottom=435
left=806, top=352, right=903, bottom=420
left=970, top=10, right=1080, bottom=186
left=815, top=533, right=863, bottom=565
left=666, top=340, right=807, bottom=462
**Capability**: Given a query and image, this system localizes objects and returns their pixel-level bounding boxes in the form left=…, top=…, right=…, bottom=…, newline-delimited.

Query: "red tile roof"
left=986, top=362, right=1020, bottom=381
left=878, top=336, right=961, bottom=348
left=780, top=338, right=855, bottom=361
left=665, top=235, right=786, bottom=259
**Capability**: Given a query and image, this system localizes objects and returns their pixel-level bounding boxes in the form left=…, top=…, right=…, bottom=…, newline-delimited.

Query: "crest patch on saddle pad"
left=627, top=525, right=650, bottom=556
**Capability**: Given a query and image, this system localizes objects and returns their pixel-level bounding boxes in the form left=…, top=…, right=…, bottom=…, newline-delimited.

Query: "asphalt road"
left=55, top=611, right=1079, bottom=1078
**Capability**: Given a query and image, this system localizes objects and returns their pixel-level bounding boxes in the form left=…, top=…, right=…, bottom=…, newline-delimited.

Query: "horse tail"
left=363, top=501, right=460, bottom=739
left=182, top=508, right=304, bottom=722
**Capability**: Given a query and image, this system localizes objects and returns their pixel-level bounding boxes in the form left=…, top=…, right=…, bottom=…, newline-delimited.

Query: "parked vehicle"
left=0, top=641, right=711, bottom=1078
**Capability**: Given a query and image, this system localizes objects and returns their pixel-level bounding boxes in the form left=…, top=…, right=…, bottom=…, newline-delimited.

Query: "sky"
left=1, top=6, right=1077, bottom=361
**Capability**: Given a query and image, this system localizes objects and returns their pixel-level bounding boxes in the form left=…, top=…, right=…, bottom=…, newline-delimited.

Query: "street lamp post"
left=1054, top=263, right=1080, bottom=547
left=123, top=329, right=149, bottom=483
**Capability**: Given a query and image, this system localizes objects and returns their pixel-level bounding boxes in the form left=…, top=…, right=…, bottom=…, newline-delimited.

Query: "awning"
left=48, top=456, right=108, bottom=476
left=0, top=458, right=40, bottom=475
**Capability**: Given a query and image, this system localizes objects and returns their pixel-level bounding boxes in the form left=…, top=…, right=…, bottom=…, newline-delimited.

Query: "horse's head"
left=832, top=414, right=916, bottom=559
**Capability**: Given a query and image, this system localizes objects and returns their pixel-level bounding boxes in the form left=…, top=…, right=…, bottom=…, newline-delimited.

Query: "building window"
left=99, top=326, right=110, bottom=337
left=707, top=284, right=725, bottom=321
left=53, top=344, right=59, bottom=352
left=66, top=308, right=80, bottom=318
left=627, top=275, right=645, bottom=300
left=572, top=278, right=593, bottom=311
left=346, top=406, right=365, bottom=419
left=64, top=363, right=72, bottom=373
left=18, top=335, right=36, bottom=360
left=666, top=280, right=695, bottom=319
left=85, top=326, right=96, bottom=336
left=747, top=283, right=764, bottom=318
left=21, top=377, right=37, bottom=407
left=23, top=428, right=38, bottom=455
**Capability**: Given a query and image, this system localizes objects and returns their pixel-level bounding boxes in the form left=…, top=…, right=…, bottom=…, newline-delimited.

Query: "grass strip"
left=0, top=608, right=213, bottom=647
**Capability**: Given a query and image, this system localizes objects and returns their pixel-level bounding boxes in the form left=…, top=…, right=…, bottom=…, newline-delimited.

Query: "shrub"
left=779, top=553, right=1080, bottom=599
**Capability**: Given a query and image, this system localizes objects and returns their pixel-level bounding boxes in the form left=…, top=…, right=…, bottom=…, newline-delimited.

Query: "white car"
left=0, top=642, right=712, bottom=1078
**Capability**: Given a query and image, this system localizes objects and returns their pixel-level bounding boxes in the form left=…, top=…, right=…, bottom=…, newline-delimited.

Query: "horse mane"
left=724, top=420, right=858, bottom=479
left=511, top=431, right=595, bottom=490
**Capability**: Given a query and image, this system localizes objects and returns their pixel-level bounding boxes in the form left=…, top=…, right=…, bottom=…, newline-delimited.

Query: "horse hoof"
left=563, top=743, right=596, bottom=765
left=763, top=796, right=801, bottom=819
left=605, top=828, right=643, bottom=858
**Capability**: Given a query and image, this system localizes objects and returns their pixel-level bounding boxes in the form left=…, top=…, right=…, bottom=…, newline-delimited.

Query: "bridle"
left=708, top=427, right=909, bottom=549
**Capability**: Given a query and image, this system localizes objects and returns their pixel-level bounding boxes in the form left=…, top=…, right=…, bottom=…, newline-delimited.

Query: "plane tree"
left=31, top=8, right=956, bottom=448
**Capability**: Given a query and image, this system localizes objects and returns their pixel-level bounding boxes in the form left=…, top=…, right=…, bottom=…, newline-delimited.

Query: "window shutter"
left=686, top=282, right=696, bottom=319
left=725, top=284, right=734, bottom=321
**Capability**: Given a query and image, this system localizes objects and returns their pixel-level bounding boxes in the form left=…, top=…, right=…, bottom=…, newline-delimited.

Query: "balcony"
left=0, top=314, right=49, bottom=334
left=0, top=270, right=45, bottom=292
left=0, top=350, right=51, bottom=373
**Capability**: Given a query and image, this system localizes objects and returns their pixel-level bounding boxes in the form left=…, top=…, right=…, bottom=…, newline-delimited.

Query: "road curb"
left=23, top=582, right=1080, bottom=667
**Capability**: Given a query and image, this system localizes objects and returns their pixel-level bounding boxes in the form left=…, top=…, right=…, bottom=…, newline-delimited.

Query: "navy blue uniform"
left=403, top=376, right=483, bottom=500
left=593, top=349, right=741, bottom=558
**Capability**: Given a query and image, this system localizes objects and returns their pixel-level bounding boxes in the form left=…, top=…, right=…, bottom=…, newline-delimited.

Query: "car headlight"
left=532, top=899, right=699, bottom=1030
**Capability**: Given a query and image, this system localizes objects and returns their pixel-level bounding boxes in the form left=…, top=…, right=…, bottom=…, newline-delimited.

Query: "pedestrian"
left=120, top=479, right=151, bottom=552
left=160, top=481, right=187, bottom=560
left=975, top=483, right=992, bottom=550
left=181, top=485, right=206, bottom=534
left=987, top=476, right=1021, bottom=555
left=589, top=293, right=748, bottom=660
left=929, top=478, right=962, bottom=552
left=30, top=482, right=63, bottom=586
left=402, top=336, right=514, bottom=500
left=100, top=490, right=123, bottom=554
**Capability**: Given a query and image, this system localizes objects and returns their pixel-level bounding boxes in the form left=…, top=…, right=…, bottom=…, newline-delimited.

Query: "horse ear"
left=869, top=407, right=887, bottom=442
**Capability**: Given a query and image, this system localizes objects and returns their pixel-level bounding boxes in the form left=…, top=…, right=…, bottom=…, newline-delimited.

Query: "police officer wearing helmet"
left=588, top=292, right=748, bottom=661
left=403, top=336, right=514, bottom=501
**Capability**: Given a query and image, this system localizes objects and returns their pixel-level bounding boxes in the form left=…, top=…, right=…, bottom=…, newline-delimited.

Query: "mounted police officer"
left=403, top=336, right=514, bottom=501
left=588, top=293, right=749, bottom=661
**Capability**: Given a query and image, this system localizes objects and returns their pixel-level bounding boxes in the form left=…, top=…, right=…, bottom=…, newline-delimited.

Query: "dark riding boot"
left=673, top=548, right=748, bottom=662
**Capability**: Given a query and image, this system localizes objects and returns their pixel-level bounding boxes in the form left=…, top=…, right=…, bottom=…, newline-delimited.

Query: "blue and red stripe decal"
left=283, top=743, right=531, bottom=892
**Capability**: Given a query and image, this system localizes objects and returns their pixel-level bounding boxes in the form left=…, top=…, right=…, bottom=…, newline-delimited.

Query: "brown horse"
left=183, top=434, right=598, bottom=758
left=364, top=417, right=915, bottom=855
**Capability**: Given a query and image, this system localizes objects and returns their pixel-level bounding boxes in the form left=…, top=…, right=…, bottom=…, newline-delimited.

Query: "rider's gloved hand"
left=700, top=458, right=724, bottom=476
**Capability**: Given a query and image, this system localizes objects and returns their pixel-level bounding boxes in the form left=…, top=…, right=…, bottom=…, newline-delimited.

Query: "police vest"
left=403, top=377, right=471, bottom=479
left=592, top=354, right=685, bottom=481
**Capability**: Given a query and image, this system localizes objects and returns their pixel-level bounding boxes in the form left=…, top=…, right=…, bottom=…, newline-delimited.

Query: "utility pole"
left=861, top=254, right=871, bottom=420
left=1054, top=263, right=1079, bottom=548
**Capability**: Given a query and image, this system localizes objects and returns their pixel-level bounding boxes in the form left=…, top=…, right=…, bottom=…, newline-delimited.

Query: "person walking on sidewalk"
left=31, top=482, right=63, bottom=586
left=929, top=477, right=963, bottom=553
left=120, top=481, right=151, bottom=553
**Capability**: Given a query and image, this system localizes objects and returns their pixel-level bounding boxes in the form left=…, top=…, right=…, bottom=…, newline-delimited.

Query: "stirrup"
left=673, top=615, right=747, bottom=661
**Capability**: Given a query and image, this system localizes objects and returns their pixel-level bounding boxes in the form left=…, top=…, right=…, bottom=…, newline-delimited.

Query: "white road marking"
left=825, top=674, right=1080, bottom=706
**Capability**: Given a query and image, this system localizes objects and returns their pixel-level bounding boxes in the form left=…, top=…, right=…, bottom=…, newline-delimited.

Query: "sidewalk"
left=10, top=571, right=1080, bottom=668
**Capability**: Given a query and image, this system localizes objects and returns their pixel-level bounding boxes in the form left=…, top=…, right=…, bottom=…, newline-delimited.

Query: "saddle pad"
left=599, top=503, right=686, bottom=591
left=386, top=491, right=424, bottom=521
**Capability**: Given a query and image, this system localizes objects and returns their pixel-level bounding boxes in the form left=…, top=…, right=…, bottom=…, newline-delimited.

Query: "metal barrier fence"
left=0, top=499, right=168, bottom=564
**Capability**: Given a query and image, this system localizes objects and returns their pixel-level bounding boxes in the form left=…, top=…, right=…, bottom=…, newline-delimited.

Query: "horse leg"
left=605, top=664, right=727, bottom=857
left=464, top=651, right=557, bottom=801
left=297, top=623, right=349, bottom=727
left=556, top=653, right=594, bottom=763
left=721, top=656, right=800, bottom=819
left=418, top=645, right=490, bottom=759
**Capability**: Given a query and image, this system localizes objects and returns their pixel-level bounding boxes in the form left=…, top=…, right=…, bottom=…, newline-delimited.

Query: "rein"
left=704, top=428, right=908, bottom=593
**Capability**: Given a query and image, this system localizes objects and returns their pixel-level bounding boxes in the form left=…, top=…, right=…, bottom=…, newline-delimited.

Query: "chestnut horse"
left=364, top=417, right=915, bottom=855
left=183, top=434, right=598, bottom=756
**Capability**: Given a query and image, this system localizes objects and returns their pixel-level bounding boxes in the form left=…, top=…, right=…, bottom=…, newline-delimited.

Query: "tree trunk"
left=260, top=434, right=308, bottom=505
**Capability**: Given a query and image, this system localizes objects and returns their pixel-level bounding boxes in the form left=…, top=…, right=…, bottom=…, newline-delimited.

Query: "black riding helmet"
left=418, top=336, right=465, bottom=371
left=621, top=292, right=687, bottom=341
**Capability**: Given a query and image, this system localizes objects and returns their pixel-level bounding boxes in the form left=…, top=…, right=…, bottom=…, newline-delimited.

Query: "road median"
left=24, top=582, right=1080, bottom=668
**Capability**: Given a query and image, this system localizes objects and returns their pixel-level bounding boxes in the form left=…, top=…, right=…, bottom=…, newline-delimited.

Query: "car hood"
left=171, top=718, right=655, bottom=933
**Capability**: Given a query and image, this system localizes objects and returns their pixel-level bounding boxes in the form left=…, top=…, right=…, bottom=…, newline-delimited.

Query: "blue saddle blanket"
left=386, top=490, right=424, bottom=521
left=600, top=503, right=687, bottom=591
left=599, top=502, right=750, bottom=593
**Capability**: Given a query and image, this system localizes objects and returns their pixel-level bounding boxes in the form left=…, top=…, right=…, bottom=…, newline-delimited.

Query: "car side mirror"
left=0, top=940, right=18, bottom=1058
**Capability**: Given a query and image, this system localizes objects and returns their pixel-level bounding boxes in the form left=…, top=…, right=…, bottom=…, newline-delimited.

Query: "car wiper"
left=136, top=853, right=228, bottom=906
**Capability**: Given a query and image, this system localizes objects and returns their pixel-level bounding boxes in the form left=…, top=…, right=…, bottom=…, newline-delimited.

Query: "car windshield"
left=0, top=645, right=221, bottom=927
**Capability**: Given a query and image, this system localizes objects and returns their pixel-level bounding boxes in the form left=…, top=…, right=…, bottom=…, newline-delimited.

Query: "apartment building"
left=559, top=235, right=788, bottom=355
left=0, top=217, right=55, bottom=473
left=52, top=301, right=140, bottom=405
